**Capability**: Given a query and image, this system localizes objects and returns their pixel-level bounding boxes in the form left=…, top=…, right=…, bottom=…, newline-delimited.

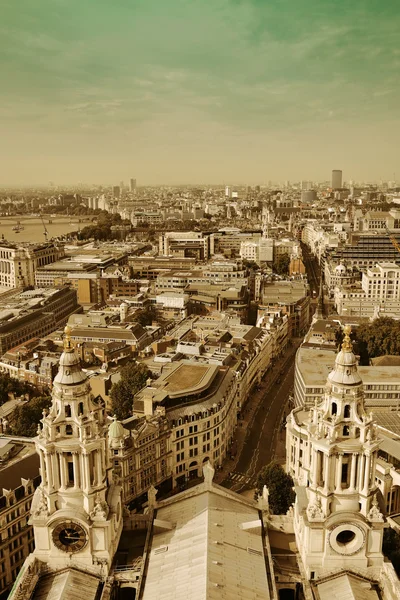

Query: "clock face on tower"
left=52, top=521, right=88, bottom=553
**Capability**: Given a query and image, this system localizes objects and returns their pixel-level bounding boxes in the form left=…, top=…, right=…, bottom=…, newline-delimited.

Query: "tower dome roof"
left=53, top=325, right=88, bottom=386
left=109, top=416, right=125, bottom=440
left=327, top=325, right=362, bottom=387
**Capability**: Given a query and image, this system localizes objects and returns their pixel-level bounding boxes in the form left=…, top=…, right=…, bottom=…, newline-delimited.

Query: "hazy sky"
left=1, top=0, right=399, bottom=185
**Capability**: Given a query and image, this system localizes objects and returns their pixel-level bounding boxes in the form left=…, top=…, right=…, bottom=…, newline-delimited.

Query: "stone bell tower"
left=30, top=326, right=123, bottom=574
left=292, top=326, right=385, bottom=578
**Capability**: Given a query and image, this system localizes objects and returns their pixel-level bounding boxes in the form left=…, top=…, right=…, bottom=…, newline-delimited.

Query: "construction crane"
left=39, top=213, right=49, bottom=241
left=386, top=227, right=400, bottom=255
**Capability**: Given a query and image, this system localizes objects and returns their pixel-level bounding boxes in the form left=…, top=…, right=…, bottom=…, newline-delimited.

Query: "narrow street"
left=300, top=241, right=320, bottom=297
left=220, top=341, right=300, bottom=494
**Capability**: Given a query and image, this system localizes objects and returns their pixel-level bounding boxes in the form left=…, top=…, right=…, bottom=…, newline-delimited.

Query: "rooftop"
left=142, top=465, right=273, bottom=600
left=164, top=364, right=211, bottom=393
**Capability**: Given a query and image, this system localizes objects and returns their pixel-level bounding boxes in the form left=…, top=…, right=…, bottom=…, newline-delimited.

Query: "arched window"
left=66, top=425, right=73, bottom=435
left=65, top=405, right=71, bottom=418
left=343, top=425, right=350, bottom=436
left=78, top=402, right=84, bottom=416
left=331, top=402, right=337, bottom=416
left=344, top=405, right=350, bottom=419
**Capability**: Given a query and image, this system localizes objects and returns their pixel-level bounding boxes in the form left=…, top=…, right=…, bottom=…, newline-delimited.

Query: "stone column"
left=324, top=453, right=332, bottom=493
left=80, top=454, right=86, bottom=490
left=44, top=452, right=53, bottom=490
left=96, top=450, right=103, bottom=486
left=39, top=450, right=47, bottom=487
left=312, top=450, right=319, bottom=486
left=335, top=453, right=344, bottom=493
left=59, top=453, right=67, bottom=489
left=350, top=453, right=357, bottom=491
left=357, top=453, right=365, bottom=492
left=73, top=453, right=80, bottom=489
left=84, top=452, right=91, bottom=489
left=51, top=452, right=60, bottom=490
left=370, top=453, right=377, bottom=488
left=363, top=454, right=371, bottom=495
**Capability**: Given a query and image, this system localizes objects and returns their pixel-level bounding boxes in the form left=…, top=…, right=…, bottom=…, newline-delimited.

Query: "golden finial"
left=63, top=325, right=73, bottom=352
left=341, top=324, right=353, bottom=352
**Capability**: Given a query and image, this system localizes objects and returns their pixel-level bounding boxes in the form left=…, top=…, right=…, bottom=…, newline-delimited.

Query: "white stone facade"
left=287, top=328, right=385, bottom=579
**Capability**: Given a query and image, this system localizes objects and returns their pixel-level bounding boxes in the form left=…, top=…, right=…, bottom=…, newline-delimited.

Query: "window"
left=65, top=405, right=71, bottom=418
left=341, top=463, right=349, bottom=485
left=344, top=405, right=350, bottom=418
left=67, top=461, right=74, bottom=486
left=331, top=402, right=337, bottom=416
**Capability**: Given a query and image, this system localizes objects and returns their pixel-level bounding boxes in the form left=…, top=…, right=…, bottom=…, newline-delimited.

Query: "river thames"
left=0, top=216, right=92, bottom=243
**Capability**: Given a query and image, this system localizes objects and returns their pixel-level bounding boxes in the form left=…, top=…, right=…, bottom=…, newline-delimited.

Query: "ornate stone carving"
left=306, top=494, right=324, bottom=521
left=34, top=489, right=49, bottom=518
left=90, top=492, right=109, bottom=520
left=367, top=494, right=384, bottom=522
left=147, top=485, right=158, bottom=508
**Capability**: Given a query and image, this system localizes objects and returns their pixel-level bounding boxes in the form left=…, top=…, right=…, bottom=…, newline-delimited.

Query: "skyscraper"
left=332, top=169, right=343, bottom=189
left=129, top=178, right=137, bottom=192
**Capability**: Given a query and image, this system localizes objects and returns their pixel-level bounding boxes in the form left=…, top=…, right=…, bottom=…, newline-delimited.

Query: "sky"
left=1, top=0, right=400, bottom=185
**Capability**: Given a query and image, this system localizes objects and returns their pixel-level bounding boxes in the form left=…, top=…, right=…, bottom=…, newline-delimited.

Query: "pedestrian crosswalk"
left=227, top=472, right=256, bottom=487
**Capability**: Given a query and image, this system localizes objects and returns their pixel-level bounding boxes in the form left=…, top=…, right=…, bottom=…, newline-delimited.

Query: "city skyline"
left=2, top=0, right=400, bottom=185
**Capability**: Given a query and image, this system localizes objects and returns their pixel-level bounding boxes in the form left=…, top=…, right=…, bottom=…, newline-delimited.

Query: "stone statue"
left=34, top=489, right=49, bottom=518
left=307, top=495, right=324, bottom=521
left=90, top=492, right=108, bottom=520
left=147, top=485, right=158, bottom=508
left=203, top=461, right=215, bottom=487
left=367, top=494, right=384, bottom=522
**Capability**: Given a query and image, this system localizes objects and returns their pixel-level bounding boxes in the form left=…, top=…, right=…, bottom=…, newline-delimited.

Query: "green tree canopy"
left=383, top=527, right=400, bottom=577
left=0, top=373, right=31, bottom=406
left=273, top=253, right=290, bottom=276
left=336, top=318, right=400, bottom=365
left=134, top=304, right=166, bottom=327
left=110, top=362, right=150, bottom=420
left=254, top=461, right=295, bottom=514
left=8, top=396, right=52, bottom=437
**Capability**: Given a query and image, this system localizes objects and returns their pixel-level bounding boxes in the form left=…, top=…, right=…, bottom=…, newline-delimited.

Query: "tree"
left=336, top=318, right=400, bottom=365
left=356, top=318, right=400, bottom=362
left=273, top=253, right=290, bottom=276
left=254, top=461, right=295, bottom=514
left=110, top=362, right=150, bottom=420
left=0, top=373, right=31, bottom=406
left=383, top=527, right=400, bottom=577
left=8, top=396, right=52, bottom=437
left=134, top=304, right=166, bottom=327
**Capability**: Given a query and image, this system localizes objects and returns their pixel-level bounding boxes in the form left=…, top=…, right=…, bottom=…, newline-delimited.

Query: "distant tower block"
left=332, top=170, right=342, bottom=189
left=120, top=302, right=128, bottom=323
left=225, top=186, right=231, bottom=198
left=130, top=178, right=137, bottom=193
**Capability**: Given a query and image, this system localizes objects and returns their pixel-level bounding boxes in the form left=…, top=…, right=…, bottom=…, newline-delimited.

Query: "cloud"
left=0, top=0, right=399, bottom=183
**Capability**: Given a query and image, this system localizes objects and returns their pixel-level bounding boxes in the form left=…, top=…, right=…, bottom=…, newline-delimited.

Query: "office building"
left=0, top=242, right=64, bottom=289
left=332, top=169, right=343, bottom=189
left=0, top=440, right=40, bottom=597
left=129, top=178, right=137, bottom=193
left=0, top=287, right=80, bottom=355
